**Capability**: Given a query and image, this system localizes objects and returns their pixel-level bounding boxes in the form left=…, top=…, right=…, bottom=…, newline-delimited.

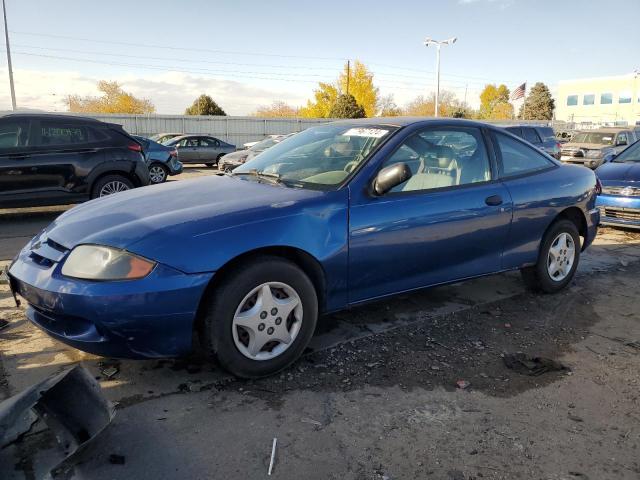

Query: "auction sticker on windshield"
left=343, top=128, right=390, bottom=138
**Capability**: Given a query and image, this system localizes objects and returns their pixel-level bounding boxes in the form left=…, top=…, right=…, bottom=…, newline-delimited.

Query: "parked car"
left=164, top=134, right=235, bottom=167
left=595, top=138, right=640, bottom=229
left=504, top=125, right=561, bottom=159
left=149, top=132, right=183, bottom=144
left=8, top=118, right=599, bottom=378
left=132, top=135, right=183, bottom=184
left=560, top=128, right=636, bottom=169
left=218, top=134, right=290, bottom=172
left=0, top=113, right=149, bottom=208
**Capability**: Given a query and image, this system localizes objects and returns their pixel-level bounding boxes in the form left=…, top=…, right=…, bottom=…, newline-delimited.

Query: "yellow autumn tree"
left=479, top=84, right=513, bottom=119
left=253, top=101, right=299, bottom=118
left=337, top=61, right=379, bottom=117
left=67, top=81, right=155, bottom=114
left=299, top=82, right=339, bottom=118
left=300, top=60, right=378, bottom=118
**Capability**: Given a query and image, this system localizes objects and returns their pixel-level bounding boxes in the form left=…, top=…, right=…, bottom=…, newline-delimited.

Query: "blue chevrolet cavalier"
left=595, top=138, right=640, bottom=229
left=8, top=119, right=600, bottom=378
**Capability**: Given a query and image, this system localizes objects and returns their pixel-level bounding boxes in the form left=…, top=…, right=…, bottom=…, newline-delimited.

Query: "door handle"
left=485, top=195, right=503, bottom=206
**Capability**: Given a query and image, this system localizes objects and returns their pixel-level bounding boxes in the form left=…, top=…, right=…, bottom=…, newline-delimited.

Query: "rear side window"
left=0, top=119, right=30, bottom=149
left=200, top=137, right=219, bottom=147
left=522, top=128, right=541, bottom=144
left=40, top=121, right=90, bottom=146
left=494, top=132, right=554, bottom=177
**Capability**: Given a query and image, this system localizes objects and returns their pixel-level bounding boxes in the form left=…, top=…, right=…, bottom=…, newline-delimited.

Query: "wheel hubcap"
left=99, top=181, right=129, bottom=197
left=547, top=232, right=575, bottom=281
left=232, top=282, right=303, bottom=361
left=149, top=166, right=166, bottom=183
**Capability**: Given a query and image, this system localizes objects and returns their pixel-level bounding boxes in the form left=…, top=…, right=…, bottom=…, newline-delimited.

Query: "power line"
left=8, top=30, right=522, bottom=85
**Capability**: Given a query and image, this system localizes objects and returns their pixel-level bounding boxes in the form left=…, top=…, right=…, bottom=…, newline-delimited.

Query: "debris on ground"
left=502, top=353, right=568, bottom=376
left=0, top=365, right=115, bottom=478
left=109, top=454, right=126, bottom=465
left=268, top=437, right=277, bottom=476
left=301, top=417, right=322, bottom=427
left=455, top=380, right=471, bottom=390
left=98, top=360, right=121, bottom=380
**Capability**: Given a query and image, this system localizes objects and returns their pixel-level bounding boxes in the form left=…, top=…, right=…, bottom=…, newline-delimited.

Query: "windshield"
left=613, top=140, right=640, bottom=163
left=571, top=132, right=615, bottom=145
left=234, top=124, right=397, bottom=188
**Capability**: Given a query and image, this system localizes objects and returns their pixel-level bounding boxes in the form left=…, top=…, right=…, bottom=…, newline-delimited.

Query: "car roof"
left=327, top=117, right=511, bottom=132
left=0, top=112, right=104, bottom=124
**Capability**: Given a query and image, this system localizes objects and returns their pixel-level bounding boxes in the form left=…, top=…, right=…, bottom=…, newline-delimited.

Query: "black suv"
left=0, top=113, right=150, bottom=208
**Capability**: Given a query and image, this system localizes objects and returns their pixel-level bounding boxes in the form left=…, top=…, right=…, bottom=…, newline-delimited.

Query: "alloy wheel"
left=149, top=165, right=167, bottom=184
left=99, top=180, right=130, bottom=197
left=232, top=282, right=303, bottom=361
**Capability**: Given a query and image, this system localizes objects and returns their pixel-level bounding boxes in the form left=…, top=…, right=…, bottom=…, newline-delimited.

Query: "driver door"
left=348, top=126, right=513, bottom=303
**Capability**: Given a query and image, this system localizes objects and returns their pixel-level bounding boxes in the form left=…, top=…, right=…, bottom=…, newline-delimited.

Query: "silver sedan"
left=164, top=135, right=236, bottom=168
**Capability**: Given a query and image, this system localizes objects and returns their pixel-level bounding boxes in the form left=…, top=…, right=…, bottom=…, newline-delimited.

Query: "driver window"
left=381, top=127, right=491, bottom=193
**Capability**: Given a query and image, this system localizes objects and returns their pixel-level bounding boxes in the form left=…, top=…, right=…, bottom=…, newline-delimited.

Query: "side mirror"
left=373, top=162, right=412, bottom=195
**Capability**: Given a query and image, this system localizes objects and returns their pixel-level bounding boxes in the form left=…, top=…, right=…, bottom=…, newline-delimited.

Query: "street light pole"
left=2, top=0, right=16, bottom=110
left=424, top=36, right=457, bottom=117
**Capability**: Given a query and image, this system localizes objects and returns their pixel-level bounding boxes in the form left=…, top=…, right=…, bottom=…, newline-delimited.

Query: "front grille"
left=601, top=186, right=640, bottom=196
left=561, top=149, right=583, bottom=157
left=601, top=207, right=640, bottom=221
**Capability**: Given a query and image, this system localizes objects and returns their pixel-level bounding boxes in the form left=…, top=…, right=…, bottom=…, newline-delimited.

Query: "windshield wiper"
left=232, top=169, right=284, bottom=185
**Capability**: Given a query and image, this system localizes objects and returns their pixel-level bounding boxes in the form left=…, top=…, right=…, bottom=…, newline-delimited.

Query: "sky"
left=0, top=0, right=638, bottom=115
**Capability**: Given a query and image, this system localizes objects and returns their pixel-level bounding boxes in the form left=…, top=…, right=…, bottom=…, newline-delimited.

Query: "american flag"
left=510, top=82, right=526, bottom=100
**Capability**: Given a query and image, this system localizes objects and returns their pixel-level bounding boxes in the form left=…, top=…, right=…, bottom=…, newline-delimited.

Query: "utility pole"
left=2, top=0, right=16, bottom=110
left=424, top=37, right=457, bottom=117
left=346, top=60, right=350, bottom=96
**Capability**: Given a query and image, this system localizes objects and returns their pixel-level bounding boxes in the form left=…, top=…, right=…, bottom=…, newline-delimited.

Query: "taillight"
left=128, top=143, right=142, bottom=152
left=556, top=142, right=562, bottom=150
left=169, top=149, right=178, bottom=157
left=595, top=177, right=602, bottom=195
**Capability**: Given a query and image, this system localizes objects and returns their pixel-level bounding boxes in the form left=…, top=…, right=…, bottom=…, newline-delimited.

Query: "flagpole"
left=522, top=82, right=526, bottom=120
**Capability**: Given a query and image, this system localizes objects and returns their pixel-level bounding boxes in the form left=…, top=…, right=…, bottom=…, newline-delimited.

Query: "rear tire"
left=148, top=163, right=168, bottom=184
left=520, top=219, right=580, bottom=293
left=201, top=256, right=318, bottom=378
left=91, top=174, right=134, bottom=199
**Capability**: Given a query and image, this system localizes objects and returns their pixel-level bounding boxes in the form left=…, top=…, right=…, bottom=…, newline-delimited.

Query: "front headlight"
left=61, top=245, right=156, bottom=280
left=585, top=149, right=603, bottom=158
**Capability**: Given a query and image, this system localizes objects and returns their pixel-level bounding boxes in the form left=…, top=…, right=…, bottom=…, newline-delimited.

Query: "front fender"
left=127, top=188, right=350, bottom=310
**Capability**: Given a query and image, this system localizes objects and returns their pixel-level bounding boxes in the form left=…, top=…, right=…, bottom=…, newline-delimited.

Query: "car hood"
left=596, top=162, right=640, bottom=183
left=43, top=175, right=324, bottom=265
left=221, top=150, right=249, bottom=162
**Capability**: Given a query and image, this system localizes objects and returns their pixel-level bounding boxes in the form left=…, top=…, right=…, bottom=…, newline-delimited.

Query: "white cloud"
left=0, top=68, right=311, bottom=115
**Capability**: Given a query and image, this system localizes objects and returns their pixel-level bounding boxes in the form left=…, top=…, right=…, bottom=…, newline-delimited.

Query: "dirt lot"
left=0, top=206, right=639, bottom=479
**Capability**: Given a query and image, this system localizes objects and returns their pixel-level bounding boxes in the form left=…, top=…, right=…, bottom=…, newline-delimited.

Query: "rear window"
left=537, top=127, right=556, bottom=141
left=522, top=128, right=541, bottom=144
left=39, top=121, right=107, bottom=146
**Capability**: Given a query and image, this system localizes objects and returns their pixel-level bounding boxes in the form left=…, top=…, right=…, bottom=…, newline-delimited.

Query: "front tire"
left=201, top=257, right=318, bottom=378
left=521, top=219, right=580, bottom=293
